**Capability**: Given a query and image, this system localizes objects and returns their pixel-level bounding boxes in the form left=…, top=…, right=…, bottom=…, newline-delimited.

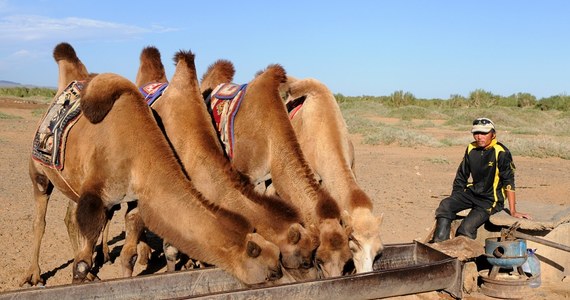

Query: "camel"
left=27, top=43, right=151, bottom=283
left=201, top=64, right=353, bottom=278
left=282, top=77, right=384, bottom=273
left=21, top=43, right=283, bottom=286
left=134, top=47, right=318, bottom=274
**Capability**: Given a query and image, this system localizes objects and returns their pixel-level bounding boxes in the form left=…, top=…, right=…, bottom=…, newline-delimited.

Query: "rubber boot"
left=432, top=217, right=451, bottom=243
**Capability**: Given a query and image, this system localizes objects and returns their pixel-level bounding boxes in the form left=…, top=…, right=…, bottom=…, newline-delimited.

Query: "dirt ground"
left=0, top=98, right=568, bottom=299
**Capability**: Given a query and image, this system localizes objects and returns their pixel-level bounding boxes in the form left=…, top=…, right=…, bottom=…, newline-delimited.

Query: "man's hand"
left=511, top=211, right=532, bottom=220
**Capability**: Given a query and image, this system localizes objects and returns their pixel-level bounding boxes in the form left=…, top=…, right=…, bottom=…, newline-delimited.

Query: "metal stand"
left=488, top=265, right=526, bottom=279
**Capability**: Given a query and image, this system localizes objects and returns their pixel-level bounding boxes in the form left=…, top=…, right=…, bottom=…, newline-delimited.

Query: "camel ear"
left=376, top=213, right=384, bottom=227
left=246, top=240, right=262, bottom=258
left=340, top=210, right=353, bottom=228
left=288, top=224, right=301, bottom=245
left=340, top=210, right=354, bottom=237
left=308, top=224, right=321, bottom=246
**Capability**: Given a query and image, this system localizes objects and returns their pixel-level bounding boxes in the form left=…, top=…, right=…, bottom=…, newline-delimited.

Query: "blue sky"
left=0, top=0, right=568, bottom=99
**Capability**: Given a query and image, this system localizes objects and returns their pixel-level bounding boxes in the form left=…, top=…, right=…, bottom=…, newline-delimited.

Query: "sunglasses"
left=473, top=119, right=493, bottom=126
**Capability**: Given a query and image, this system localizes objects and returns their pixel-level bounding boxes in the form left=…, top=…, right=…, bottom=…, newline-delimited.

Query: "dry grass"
left=340, top=101, right=570, bottom=160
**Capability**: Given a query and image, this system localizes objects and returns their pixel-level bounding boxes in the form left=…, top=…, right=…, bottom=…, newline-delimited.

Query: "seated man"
left=432, top=117, right=531, bottom=242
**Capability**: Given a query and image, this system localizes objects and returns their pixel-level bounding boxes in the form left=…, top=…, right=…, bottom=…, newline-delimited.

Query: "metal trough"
left=0, top=242, right=463, bottom=299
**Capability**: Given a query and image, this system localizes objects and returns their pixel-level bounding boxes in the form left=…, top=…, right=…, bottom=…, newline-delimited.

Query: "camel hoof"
left=72, top=261, right=90, bottom=283
left=129, top=254, right=138, bottom=267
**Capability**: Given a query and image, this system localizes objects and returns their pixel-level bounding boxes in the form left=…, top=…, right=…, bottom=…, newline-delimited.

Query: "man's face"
left=473, top=131, right=494, bottom=148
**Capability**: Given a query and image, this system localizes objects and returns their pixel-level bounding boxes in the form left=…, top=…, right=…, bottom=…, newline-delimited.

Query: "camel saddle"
left=206, top=83, right=248, bottom=159
left=139, top=82, right=169, bottom=106
left=285, top=95, right=306, bottom=120
left=31, top=80, right=83, bottom=169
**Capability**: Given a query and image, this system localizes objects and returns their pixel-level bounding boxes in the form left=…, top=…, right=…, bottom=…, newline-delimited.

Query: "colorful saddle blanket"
left=139, top=82, right=169, bottom=106
left=285, top=95, right=306, bottom=120
left=207, top=83, right=248, bottom=159
left=31, top=81, right=83, bottom=169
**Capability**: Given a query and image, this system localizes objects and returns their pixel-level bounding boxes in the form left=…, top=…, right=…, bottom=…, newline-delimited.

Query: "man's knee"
left=456, top=210, right=489, bottom=239
left=435, top=198, right=455, bottom=219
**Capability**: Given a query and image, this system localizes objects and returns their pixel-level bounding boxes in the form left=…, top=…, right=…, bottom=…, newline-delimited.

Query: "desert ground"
left=0, top=97, right=568, bottom=299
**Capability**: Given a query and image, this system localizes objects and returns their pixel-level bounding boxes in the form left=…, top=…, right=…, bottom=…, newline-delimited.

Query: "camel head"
left=343, top=209, right=384, bottom=273
left=313, top=218, right=353, bottom=278
left=135, top=45, right=167, bottom=87
left=234, top=232, right=283, bottom=285
left=278, top=223, right=320, bottom=270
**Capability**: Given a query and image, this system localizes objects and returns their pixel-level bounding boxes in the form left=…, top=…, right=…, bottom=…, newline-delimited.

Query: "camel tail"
left=81, top=73, right=140, bottom=123
left=53, top=42, right=81, bottom=64
left=136, top=46, right=167, bottom=86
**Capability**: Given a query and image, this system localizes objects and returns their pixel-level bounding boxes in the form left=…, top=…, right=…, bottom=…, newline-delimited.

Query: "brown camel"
left=29, top=43, right=150, bottom=281
left=134, top=47, right=318, bottom=275
left=201, top=65, right=353, bottom=278
left=283, top=77, right=384, bottom=273
left=21, top=43, right=283, bottom=286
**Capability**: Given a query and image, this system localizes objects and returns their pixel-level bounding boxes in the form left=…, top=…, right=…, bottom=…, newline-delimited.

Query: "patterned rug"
left=31, top=81, right=83, bottom=169
left=207, top=83, right=248, bottom=159
left=139, top=82, right=169, bottom=106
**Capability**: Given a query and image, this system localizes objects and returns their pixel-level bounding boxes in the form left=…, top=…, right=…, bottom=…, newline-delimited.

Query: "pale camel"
left=21, top=43, right=283, bottom=286
left=283, top=77, right=384, bottom=273
left=134, top=47, right=318, bottom=274
left=201, top=65, right=353, bottom=278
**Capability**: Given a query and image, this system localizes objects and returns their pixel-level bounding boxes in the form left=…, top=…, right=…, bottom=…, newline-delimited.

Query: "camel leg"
left=119, top=201, right=145, bottom=277
left=137, top=230, right=152, bottom=266
left=164, top=241, right=179, bottom=272
left=100, top=204, right=120, bottom=264
left=64, top=200, right=79, bottom=254
left=73, top=192, right=106, bottom=283
left=20, top=169, right=53, bottom=286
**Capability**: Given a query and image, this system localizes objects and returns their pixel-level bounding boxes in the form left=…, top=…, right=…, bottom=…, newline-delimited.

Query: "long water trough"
left=0, top=242, right=463, bottom=299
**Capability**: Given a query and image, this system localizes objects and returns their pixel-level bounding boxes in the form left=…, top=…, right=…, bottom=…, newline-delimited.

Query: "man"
left=432, top=117, right=531, bottom=242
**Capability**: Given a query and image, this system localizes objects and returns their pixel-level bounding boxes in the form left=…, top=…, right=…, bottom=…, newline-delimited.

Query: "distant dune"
left=0, top=80, right=23, bottom=87
left=0, top=80, right=56, bottom=89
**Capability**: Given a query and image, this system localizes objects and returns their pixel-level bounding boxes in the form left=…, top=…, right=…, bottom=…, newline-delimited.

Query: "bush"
left=0, top=87, right=56, bottom=99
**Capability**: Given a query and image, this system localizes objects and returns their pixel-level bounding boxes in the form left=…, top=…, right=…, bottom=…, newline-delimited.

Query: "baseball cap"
left=471, top=117, right=495, bottom=133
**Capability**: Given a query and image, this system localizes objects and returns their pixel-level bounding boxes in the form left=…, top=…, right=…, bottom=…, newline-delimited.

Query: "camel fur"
left=21, top=43, right=283, bottom=286
left=283, top=77, right=384, bottom=273
left=134, top=47, right=318, bottom=275
left=201, top=65, right=353, bottom=278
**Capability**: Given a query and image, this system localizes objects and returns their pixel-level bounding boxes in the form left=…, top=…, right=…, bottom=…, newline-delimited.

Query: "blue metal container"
left=485, top=237, right=527, bottom=268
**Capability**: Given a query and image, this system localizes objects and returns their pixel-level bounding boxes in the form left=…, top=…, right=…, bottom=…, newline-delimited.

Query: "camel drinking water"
left=283, top=77, right=384, bottom=273
left=21, top=43, right=283, bottom=286
left=132, top=46, right=318, bottom=275
left=201, top=64, right=353, bottom=278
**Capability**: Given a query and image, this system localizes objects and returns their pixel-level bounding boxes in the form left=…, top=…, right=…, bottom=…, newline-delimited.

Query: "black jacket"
left=452, top=139, right=516, bottom=211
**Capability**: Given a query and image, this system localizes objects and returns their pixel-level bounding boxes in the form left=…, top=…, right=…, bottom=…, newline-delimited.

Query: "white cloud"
left=11, top=49, right=37, bottom=58
left=0, top=14, right=178, bottom=43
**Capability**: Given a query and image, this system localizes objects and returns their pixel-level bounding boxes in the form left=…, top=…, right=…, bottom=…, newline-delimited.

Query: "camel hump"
left=81, top=73, right=140, bottom=123
left=201, top=59, right=235, bottom=84
left=136, top=46, right=167, bottom=86
left=256, top=64, right=287, bottom=86
left=53, top=42, right=81, bottom=63
left=287, top=78, right=331, bottom=99
left=141, top=45, right=162, bottom=62
left=173, top=50, right=196, bottom=69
